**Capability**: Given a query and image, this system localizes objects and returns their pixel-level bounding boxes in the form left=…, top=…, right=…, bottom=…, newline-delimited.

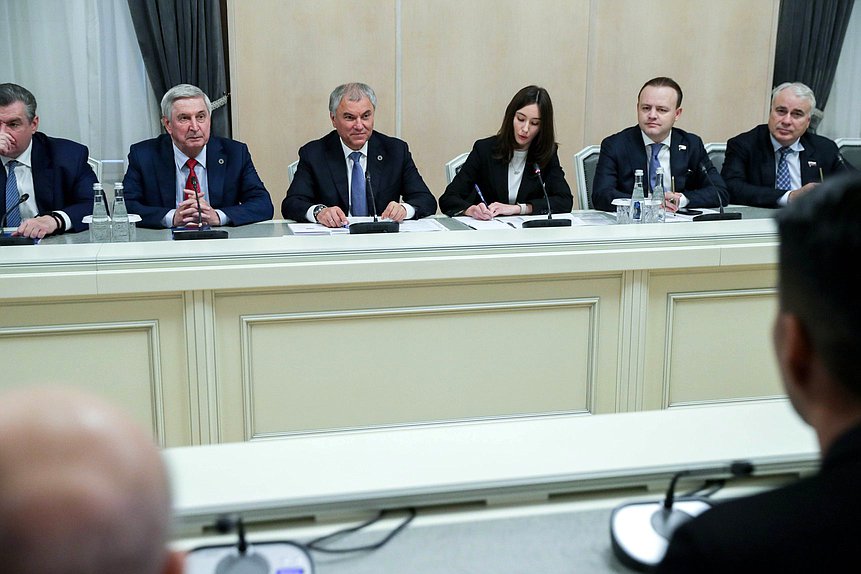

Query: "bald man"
left=0, top=388, right=183, bottom=574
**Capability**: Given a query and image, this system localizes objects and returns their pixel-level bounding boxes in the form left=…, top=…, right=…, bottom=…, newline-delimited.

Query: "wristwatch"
left=312, top=205, right=326, bottom=221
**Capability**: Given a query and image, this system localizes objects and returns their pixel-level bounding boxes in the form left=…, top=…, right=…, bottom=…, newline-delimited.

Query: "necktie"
left=5, top=160, right=21, bottom=227
left=649, top=143, right=662, bottom=192
left=776, top=147, right=792, bottom=191
left=185, top=158, right=200, bottom=195
left=349, top=151, right=367, bottom=216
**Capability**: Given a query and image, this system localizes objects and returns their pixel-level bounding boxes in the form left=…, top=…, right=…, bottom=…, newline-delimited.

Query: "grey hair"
left=0, top=83, right=37, bottom=122
left=160, top=84, right=212, bottom=120
left=328, top=83, right=377, bottom=116
left=771, top=82, right=816, bottom=113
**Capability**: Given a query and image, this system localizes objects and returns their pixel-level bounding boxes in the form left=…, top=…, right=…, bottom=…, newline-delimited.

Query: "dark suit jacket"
left=722, top=124, right=842, bottom=207
left=123, top=134, right=273, bottom=228
left=281, top=130, right=437, bottom=221
left=1, top=132, right=96, bottom=232
left=592, top=126, right=727, bottom=212
left=656, top=423, right=861, bottom=574
left=438, top=136, right=573, bottom=216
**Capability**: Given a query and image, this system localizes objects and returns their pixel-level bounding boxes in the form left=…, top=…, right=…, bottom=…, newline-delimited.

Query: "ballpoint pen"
left=474, top=184, right=489, bottom=206
left=820, top=167, right=825, bottom=182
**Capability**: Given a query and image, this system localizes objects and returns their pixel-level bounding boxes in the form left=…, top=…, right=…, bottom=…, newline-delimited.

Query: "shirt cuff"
left=402, top=203, right=416, bottom=220
left=678, top=194, right=690, bottom=209
left=305, top=205, right=323, bottom=223
left=778, top=190, right=792, bottom=206
left=54, top=210, right=71, bottom=231
left=163, top=209, right=176, bottom=228
left=216, top=209, right=228, bottom=226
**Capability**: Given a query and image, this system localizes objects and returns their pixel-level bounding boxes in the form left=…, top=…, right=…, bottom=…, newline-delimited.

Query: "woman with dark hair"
left=440, top=85, right=573, bottom=219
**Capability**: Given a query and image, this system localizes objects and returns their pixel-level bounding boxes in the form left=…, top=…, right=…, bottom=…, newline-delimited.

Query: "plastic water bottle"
left=89, top=183, right=111, bottom=243
left=111, top=183, right=131, bottom=242
left=652, top=168, right=666, bottom=223
left=631, top=169, right=645, bottom=223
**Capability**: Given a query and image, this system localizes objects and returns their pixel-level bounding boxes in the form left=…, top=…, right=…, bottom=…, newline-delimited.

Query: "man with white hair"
left=124, top=83, right=273, bottom=228
left=722, top=82, right=844, bottom=207
left=0, top=387, right=183, bottom=574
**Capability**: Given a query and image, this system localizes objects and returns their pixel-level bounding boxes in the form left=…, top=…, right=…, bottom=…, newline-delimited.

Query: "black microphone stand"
left=522, top=164, right=571, bottom=228
left=349, top=170, right=399, bottom=234
left=1, top=193, right=36, bottom=245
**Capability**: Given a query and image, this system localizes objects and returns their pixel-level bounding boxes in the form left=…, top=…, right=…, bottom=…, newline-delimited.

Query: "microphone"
left=610, top=460, right=755, bottom=571
left=522, top=163, right=571, bottom=228
left=691, top=160, right=741, bottom=221
left=171, top=176, right=228, bottom=240
left=1, top=193, right=36, bottom=246
left=349, top=169, right=400, bottom=234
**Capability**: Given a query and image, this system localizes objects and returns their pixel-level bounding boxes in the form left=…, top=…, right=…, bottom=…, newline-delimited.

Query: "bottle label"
left=632, top=200, right=642, bottom=220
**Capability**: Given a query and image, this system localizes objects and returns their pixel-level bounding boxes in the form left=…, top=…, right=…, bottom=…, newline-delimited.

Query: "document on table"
left=453, top=216, right=516, bottom=230
left=287, top=217, right=448, bottom=235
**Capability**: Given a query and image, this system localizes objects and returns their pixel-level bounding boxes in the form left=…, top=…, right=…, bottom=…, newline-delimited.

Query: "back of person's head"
left=0, top=387, right=178, bottom=574
left=777, top=174, right=861, bottom=396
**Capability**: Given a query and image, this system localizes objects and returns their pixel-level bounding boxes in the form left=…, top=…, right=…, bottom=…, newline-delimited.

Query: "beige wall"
left=227, top=0, right=780, bottom=212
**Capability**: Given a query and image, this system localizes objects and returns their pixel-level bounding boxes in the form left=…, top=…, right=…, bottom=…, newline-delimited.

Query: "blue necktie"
left=649, top=143, right=662, bottom=191
left=776, top=147, right=792, bottom=191
left=349, top=151, right=367, bottom=216
left=5, top=160, right=21, bottom=227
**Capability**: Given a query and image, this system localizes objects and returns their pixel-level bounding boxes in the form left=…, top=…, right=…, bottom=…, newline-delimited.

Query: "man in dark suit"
left=281, top=82, right=436, bottom=227
left=657, top=174, right=861, bottom=573
left=0, top=83, right=96, bottom=239
left=722, top=82, right=843, bottom=208
left=592, top=77, right=726, bottom=213
left=123, top=84, right=273, bottom=229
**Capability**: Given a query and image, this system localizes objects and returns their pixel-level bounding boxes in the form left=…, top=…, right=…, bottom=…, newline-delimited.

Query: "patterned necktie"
left=5, top=160, right=21, bottom=227
left=349, top=151, right=367, bottom=216
left=185, top=158, right=200, bottom=195
left=776, top=147, right=792, bottom=191
left=649, top=143, right=662, bottom=191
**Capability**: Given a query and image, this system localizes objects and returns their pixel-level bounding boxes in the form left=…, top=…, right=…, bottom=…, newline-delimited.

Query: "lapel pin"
left=808, top=161, right=817, bottom=167
left=377, top=155, right=383, bottom=161
left=678, top=144, right=687, bottom=151
left=219, top=158, right=225, bottom=165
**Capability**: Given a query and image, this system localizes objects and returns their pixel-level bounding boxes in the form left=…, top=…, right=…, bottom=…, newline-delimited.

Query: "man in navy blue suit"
left=592, top=77, right=726, bottom=213
left=123, top=84, right=273, bottom=229
left=722, top=82, right=844, bottom=208
left=281, top=82, right=436, bottom=227
left=0, top=83, right=96, bottom=239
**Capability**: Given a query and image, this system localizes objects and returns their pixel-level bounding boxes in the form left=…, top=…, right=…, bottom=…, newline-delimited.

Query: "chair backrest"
left=835, top=138, right=861, bottom=170
left=287, top=160, right=299, bottom=183
left=87, top=157, right=103, bottom=182
left=445, top=152, right=470, bottom=184
left=572, top=145, right=600, bottom=210
left=705, top=142, right=726, bottom=174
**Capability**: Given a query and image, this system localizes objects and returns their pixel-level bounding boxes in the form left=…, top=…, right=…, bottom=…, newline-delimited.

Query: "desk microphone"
left=692, top=160, right=741, bottom=221
left=349, top=169, right=399, bottom=234
left=522, top=163, right=571, bottom=228
left=610, top=460, right=754, bottom=571
left=172, top=175, right=229, bottom=240
left=1, top=193, right=36, bottom=246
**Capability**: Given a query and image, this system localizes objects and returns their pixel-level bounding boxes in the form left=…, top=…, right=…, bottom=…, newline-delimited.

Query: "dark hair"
left=777, top=174, right=861, bottom=396
left=638, top=77, right=683, bottom=108
left=0, top=83, right=37, bottom=121
left=493, top=85, right=557, bottom=168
